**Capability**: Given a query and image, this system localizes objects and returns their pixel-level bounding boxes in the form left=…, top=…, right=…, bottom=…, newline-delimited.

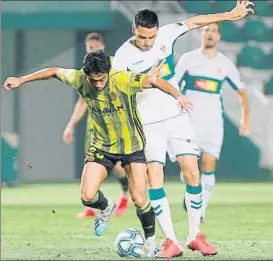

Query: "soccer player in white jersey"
left=175, top=23, right=250, bottom=222
left=112, top=1, right=254, bottom=258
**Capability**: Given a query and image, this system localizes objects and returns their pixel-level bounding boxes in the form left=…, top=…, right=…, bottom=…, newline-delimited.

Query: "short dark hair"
left=134, top=9, right=159, bottom=29
left=82, top=50, right=111, bottom=76
left=85, top=32, right=104, bottom=44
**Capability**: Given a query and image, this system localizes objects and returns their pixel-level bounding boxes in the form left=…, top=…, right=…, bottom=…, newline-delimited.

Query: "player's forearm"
left=20, top=67, right=59, bottom=84
left=66, top=97, right=88, bottom=128
left=185, top=12, right=232, bottom=30
left=239, top=89, right=250, bottom=122
left=153, top=78, right=181, bottom=99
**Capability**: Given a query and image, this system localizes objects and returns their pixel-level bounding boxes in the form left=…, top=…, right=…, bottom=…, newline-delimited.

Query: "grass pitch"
left=1, top=181, right=273, bottom=260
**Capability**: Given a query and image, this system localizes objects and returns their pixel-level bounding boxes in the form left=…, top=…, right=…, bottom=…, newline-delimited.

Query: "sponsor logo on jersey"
left=194, top=79, right=218, bottom=92
left=91, top=105, right=124, bottom=116
left=134, top=73, right=142, bottom=82
left=133, top=60, right=144, bottom=66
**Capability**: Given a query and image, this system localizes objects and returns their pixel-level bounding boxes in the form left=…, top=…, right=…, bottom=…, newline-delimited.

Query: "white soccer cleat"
left=94, top=199, right=116, bottom=236
left=144, top=235, right=160, bottom=257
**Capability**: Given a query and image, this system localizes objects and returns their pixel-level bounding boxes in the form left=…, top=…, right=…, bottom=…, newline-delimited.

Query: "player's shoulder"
left=217, top=51, right=235, bottom=66
left=178, top=48, right=201, bottom=62
left=115, top=38, right=133, bottom=55
left=109, top=69, right=127, bottom=83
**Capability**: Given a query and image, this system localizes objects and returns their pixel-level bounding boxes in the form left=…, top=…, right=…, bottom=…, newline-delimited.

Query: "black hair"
left=134, top=9, right=159, bottom=29
left=82, top=50, right=111, bottom=76
left=85, top=32, right=104, bottom=44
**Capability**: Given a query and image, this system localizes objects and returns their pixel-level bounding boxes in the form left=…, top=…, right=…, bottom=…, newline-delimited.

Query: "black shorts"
left=84, top=146, right=146, bottom=174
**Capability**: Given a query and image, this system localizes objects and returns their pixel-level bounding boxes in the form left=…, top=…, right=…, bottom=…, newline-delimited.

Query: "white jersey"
left=175, top=48, right=244, bottom=123
left=112, top=22, right=189, bottom=124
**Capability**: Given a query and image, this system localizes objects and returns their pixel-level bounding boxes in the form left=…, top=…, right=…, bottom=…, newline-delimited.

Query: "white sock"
left=149, top=188, right=178, bottom=243
left=185, top=184, right=202, bottom=242
left=201, top=172, right=215, bottom=219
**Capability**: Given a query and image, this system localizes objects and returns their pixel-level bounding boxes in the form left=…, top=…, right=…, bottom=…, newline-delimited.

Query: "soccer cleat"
left=94, top=199, right=116, bottom=236
left=115, top=195, right=129, bottom=217
left=77, top=207, right=96, bottom=219
left=156, top=238, right=183, bottom=258
left=145, top=236, right=160, bottom=258
left=188, top=233, right=217, bottom=256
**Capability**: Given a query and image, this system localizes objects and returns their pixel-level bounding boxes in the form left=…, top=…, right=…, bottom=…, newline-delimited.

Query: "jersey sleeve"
left=56, top=69, right=82, bottom=89
left=175, top=53, right=189, bottom=91
left=112, top=48, right=128, bottom=71
left=161, top=22, right=189, bottom=43
left=111, top=71, right=145, bottom=95
left=225, top=60, right=244, bottom=91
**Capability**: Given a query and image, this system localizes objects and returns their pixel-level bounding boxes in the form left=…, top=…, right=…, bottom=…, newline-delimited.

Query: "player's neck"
left=201, top=47, right=218, bottom=59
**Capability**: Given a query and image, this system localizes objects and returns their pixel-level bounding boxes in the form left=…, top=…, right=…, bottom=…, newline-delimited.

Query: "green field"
left=1, top=182, right=273, bottom=260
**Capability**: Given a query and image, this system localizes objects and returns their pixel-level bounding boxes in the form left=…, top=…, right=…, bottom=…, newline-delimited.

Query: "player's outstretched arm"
left=142, top=76, right=193, bottom=111
left=3, top=67, right=63, bottom=89
left=238, top=88, right=250, bottom=137
left=184, top=0, right=255, bottom=30
left=63, top=97, right=88, bottom=144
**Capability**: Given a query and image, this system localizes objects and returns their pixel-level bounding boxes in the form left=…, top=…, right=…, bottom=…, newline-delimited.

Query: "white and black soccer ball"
left=114, top=228, right=145, bottom=258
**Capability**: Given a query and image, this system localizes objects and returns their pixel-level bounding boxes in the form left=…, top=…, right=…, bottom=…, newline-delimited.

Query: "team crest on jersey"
left=160, top=44, right=166, bottom=53
left=110, top=92, right=117, bottom=101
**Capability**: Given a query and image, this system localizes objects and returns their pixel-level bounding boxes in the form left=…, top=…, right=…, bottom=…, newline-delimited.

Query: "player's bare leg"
left=124, top=163, right=158, bottom=257
left=177, top=155, right=217, bottom=256
left=148, top=162, right=182, bottom=258
left=200, top=153, right=217, bottom=222
left=77, top=162, right=129, bottom=219
left=81, top=162, right=116, bottom=236
left=113, top=162, right=129, bottom=216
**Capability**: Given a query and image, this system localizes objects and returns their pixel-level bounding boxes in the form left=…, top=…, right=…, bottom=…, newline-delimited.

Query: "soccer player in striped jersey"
left=62, top=33, right=130, bottom=219
left=112, top=1, right=254, bottom=257
left=3, top=50, right=192, bottom=257
left=175, top=23, right=250, bottom=222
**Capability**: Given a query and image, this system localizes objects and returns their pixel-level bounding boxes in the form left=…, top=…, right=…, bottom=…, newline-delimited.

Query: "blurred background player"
left=63, top=33, right=129, bottom=218
left=113, top=2, right=254, bottom=258
left=175, top=23, right=250, bottom=222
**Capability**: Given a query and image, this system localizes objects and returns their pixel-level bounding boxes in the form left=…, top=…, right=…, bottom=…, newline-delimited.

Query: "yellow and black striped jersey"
left=57, top=68, right=146, bottom=155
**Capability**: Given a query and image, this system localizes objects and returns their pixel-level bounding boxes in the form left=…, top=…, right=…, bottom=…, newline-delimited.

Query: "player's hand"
left=177, top=94, right=193, bottom=111
left=148, top=59, right=166, bottom=78
left=63, top=126, right=74, bottom=144
left=239, top=118, right=250, bottom=137
left=3, top=77, right=23, bottom=90
left=229, top=1, right=255, bottom=21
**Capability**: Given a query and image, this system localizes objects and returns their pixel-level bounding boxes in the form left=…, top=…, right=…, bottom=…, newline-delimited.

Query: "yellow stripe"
left=130, top=95, right=145, bottom=149
left=117, top=98, right=132, bottom=154
left=98, top=93, right=118, bottom=154
left=92, top=121, right=104, bottom=150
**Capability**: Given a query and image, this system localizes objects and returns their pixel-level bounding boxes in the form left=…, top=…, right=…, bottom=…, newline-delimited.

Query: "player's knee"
left=147, top=163, right=164, bottom=188
left=81, top=189, right=97, bottom=203
left=183, top=169, right=200, bottom=186
left=132, top=194, right=147, bottom=208
left=202, top=155, right=217, bottom=172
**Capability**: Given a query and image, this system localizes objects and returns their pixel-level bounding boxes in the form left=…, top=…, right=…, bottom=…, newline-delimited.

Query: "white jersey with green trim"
left=175, top=48, right=244, bottom=122
left=112, top=22, right=189, bottom=124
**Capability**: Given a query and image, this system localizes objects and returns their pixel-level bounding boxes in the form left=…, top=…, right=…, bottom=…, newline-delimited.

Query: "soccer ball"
left=114, top=228, right=145, bottom=258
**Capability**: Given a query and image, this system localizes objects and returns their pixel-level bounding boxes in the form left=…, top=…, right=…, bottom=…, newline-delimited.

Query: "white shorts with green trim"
left=193, top=118, right=224, bottom=159
left=143, top=113, right=200, bottom=164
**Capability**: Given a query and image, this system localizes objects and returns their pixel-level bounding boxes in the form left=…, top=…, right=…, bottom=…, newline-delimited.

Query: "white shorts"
left=193, top=118, right=224, bottom=159
left=143, top=114, right=200, bottom=164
